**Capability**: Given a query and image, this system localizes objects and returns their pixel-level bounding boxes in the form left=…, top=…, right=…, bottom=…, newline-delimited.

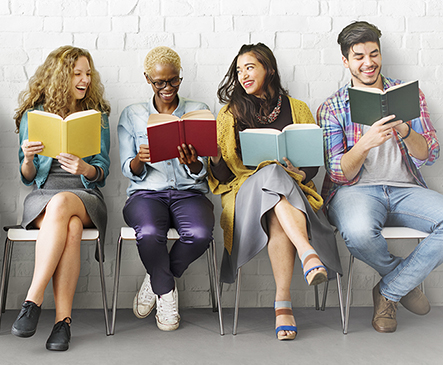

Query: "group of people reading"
left=9, top=20, right=443, bottom=351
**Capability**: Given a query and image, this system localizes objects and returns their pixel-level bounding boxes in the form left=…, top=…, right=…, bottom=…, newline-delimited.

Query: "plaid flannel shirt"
left=317, top=75, right=439, bottom=207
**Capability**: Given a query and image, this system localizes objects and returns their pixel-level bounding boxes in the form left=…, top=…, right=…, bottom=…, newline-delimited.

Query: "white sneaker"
left=133, top=273, right=156, bottom=319
left=155, top=287, right=180, bottom=331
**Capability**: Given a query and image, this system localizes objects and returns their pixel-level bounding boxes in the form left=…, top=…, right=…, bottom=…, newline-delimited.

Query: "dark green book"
left=348, top=80, right=420, bottom=126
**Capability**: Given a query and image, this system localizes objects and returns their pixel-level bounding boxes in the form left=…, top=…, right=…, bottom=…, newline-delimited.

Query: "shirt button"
left=167, top=162, right=171, bottom=165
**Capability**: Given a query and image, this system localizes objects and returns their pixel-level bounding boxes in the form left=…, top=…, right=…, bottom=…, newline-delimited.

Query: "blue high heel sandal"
left=300, top=249, right=328, bottom=286
left=275, top=301, right=297, bottom=340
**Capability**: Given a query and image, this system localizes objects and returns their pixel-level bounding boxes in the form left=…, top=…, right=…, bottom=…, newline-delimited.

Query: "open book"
left=348, top=80, right=420, bottom=126
left=147, top=109, right=217, bottom=163
left=239, top=124, right=324, bottom=167
left=28, top=109, right=101, bottom=158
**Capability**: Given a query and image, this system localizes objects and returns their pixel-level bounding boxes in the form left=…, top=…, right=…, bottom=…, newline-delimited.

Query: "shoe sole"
left=46, top=342, right=69, bottom=351
left=372, top=320, right=397, bottom=333
left=133, top=291, right=155, bottom=319
left=11, top=326, right=36, bottom=338
left=155, top=315, right=180, bottom=331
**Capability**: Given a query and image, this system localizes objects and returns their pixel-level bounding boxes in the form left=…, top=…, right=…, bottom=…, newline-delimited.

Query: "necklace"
left=256, top=94, right=282, bottom=125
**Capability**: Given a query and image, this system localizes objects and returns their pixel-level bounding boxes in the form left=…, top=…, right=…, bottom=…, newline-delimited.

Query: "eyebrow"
left=351, top=48, right=379, bottom=57
left=237, top=62, right=255, bottom=68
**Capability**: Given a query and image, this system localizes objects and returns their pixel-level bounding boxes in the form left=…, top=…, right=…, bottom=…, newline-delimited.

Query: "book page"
left=181, top=109, right=215, bottom=120
left=65, top=109, right=100, bottom=121
left=282, top=123, right=320, bottom=132
left=147, top=113, right=180, bottom=126
left=240, top=128, right=281, bottom=135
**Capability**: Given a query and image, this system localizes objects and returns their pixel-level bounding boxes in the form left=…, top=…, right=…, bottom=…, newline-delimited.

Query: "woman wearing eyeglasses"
left=117, top=46, right=214, bottom=331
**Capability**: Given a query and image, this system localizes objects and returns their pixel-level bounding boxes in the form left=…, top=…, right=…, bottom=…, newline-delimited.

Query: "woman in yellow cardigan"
left=209, top=43, right=342, bottom=341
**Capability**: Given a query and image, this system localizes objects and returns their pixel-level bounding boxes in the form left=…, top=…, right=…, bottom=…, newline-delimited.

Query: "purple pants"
left=123, top=189, right=214, bottom=295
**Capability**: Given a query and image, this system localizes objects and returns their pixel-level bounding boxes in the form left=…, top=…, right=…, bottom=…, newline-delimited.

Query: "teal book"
left=239, top=124, right=324, bottom=167
left=348, top=80, right=420, bottom=126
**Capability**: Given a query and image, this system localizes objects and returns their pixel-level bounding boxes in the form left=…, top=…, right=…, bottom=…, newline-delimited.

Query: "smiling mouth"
left=243, top=81, right=254, bottom=88
left=161, top=92, right=175, bottom=98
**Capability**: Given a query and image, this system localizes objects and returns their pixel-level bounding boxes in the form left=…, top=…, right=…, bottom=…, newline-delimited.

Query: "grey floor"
left=0, top=306, right=442, bottom=365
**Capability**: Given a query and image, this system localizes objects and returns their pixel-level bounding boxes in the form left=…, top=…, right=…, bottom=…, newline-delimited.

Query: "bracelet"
left=401, top=123, right=412, bottom=140
left=85, top=165, right=102, bottom=183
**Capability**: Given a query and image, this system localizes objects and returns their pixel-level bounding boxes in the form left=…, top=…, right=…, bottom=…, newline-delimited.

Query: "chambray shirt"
left=317, top=75, right=440, bottom=206
left=18, top=106, right=111, bottom=189
left=118, top=95, right=210, bottom=196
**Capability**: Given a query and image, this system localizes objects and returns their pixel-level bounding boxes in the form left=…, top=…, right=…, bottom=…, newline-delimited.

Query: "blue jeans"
left=328, top=185, right=443, bottom=302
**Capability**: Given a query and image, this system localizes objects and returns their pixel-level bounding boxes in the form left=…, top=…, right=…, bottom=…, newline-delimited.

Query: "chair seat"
left=7, top=228, right=99, bottom=241
left=381, top=227, right=429, bottom=240
left=120, top=227, right=180, bottom=241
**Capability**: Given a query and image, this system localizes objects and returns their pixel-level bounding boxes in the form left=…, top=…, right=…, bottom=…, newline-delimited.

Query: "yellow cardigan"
left=208, top=97, right=323, bottom=254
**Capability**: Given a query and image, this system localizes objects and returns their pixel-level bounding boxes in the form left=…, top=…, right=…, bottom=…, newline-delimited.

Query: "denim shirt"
left=118, top=95, right=210, bottom=197
left=18, top=106, right=111, bottom=189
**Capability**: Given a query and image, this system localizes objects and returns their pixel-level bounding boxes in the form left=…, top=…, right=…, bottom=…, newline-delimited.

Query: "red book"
left=147, top=109, right=217, bottom=163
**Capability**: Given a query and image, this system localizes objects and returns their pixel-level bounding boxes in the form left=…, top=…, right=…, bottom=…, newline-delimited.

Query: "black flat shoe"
left=46, top=317, right=71, bottom=351
left=11, top=301, right=42, bottom=338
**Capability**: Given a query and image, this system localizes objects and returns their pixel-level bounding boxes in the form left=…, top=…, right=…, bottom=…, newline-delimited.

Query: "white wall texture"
left=1, top=0, right=443, bottom=311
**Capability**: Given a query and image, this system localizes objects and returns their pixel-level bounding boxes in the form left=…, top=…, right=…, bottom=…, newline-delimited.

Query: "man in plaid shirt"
left=317, top=21, right=443, bottom=333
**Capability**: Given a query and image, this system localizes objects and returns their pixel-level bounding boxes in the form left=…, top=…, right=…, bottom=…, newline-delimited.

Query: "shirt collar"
left=147, top=94, right=184, bottom=116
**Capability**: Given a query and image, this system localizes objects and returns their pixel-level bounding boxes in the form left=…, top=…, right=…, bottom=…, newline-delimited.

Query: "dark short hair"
left=338, top=21, right=382, bottom=59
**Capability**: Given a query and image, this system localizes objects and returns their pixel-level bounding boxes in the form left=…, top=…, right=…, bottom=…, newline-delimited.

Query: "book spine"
left=61, top=120, right=67, bottom=154
left=178, top=120, right=185, bottom=146
left=381, top=94, right=389, bottom=117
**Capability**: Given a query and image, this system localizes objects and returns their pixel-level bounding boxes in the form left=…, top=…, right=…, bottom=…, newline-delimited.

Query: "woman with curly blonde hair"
left=11, top=45, right=111, bottom=351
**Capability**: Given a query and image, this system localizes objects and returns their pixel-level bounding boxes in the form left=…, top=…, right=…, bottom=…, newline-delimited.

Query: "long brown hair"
left=217, top=43, right=288, bottom=154
left=14, top=45, right=110, bottom=132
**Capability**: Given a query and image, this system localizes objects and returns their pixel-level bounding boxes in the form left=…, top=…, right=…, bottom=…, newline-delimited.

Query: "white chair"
left=343, top=226, right=429, bottom=334
left=1, top=226, right=111, bottom=335
left=110, top=227, right=224, bottom=335
left=231, top=267, right=345, bottom=335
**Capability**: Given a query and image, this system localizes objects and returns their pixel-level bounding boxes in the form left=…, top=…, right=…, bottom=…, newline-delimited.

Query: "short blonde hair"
left=143, top=46, right=181, bottom=75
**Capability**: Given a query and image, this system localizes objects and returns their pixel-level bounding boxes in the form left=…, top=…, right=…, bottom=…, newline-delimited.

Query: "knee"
left=340, top=224, right=381, bottom=253
left=136, top=224, right=167, bottom=247
left=45, top=193, right=74, bottom=217
left=181, top=226, right=212, bottom=249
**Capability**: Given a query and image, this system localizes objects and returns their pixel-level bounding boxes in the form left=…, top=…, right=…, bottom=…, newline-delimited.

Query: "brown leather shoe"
left=372, top=282, right=398, bottom=333
left=399, top=286, right=430, bottom=315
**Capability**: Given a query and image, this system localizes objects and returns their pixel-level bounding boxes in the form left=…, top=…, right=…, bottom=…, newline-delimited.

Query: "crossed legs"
left=26, top=192, right=92, bottom=322
left=267, top=196, right=326, bottom=339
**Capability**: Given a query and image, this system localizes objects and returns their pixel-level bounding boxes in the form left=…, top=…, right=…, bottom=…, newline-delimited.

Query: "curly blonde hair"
left=14, top=45, right=111, bottom=132
left=143, top=46, right=181, bottom=76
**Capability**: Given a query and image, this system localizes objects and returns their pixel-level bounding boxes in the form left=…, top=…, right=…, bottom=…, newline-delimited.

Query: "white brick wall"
left=1, top=0, right=443, bottom=310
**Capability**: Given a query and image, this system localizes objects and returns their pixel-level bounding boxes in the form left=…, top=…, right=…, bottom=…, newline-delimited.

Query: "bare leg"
left=267, top=209, right=297, bottom=339
left=25, top=192, right=92, bottom=323
left=273, top=196, right=326, bottom=279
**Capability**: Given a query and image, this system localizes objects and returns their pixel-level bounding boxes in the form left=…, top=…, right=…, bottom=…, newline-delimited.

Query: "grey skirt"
left=220, top=164, right=342, bottom=283
left=21, top=161, right=107, bottom=261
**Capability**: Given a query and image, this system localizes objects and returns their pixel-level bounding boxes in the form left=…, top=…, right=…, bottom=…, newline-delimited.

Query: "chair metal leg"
left=343, top=254, right=354, bottom=334
left=210, top=239, right=224, bottom=335
left=0, top=238, right=13, bottom=324
left=206, top=243, right=216, bottom=312
left=110, top=235, right=123, bottom=335
left=232, top=267, right=241, bottom=335
left=321, top=280, right=329, bottom=311
left=96, top=238, right=111, bottom=336
left=336, top=273, right=345, bottom=330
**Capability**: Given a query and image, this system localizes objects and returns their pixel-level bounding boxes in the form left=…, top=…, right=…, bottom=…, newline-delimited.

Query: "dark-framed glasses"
left=145, top=73, right=183, bottom=89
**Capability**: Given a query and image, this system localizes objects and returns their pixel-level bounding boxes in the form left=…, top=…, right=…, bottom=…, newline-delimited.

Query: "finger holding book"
left=56, top=152, right=101, bottom=181
left=21, top=139, right=44, bottom=160
left=177, top=143, right=203, bottom=174
left=138, top=144, right=151, bottom=163
left=281, top=157, right=306, bottom=181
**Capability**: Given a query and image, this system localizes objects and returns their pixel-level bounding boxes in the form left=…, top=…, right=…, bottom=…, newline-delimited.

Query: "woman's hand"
left=281, top=157, right=306, bottom=181
left=138, top=144, right=151, bottom=163
left=21, top=139, right=43, bottom=162
left=57, top=153, right=96, bottom=178
left=178, top=143, right=202, bottom=174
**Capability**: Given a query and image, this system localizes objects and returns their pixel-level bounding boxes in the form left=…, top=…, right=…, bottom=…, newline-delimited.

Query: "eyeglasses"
left=145, top=73, right=183, bottom=89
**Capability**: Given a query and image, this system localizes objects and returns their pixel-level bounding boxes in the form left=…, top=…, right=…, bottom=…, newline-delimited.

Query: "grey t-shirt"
left=357, top=125, right=418, bottom=187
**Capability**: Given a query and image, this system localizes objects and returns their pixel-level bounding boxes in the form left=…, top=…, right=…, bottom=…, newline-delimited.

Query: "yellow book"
left=28, top=109, right=101, bottom=158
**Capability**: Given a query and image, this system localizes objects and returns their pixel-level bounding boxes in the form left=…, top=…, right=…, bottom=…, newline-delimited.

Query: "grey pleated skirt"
left=21, top=160, right=107, bottom=260
left=220, top=164, right=342, bottom=284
